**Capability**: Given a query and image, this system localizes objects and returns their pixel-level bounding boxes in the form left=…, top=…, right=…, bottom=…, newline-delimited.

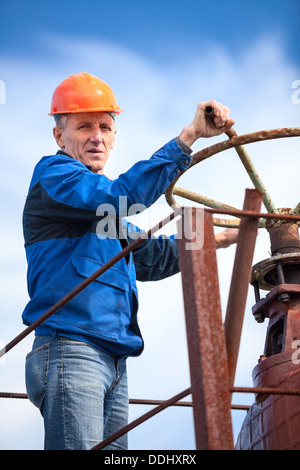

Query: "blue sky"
left=1, top=0, right=299, bottom=64
left=0, top=0, right=299, bottom=451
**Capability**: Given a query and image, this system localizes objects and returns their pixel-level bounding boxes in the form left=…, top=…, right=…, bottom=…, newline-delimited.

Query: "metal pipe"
left=173, top=187, right=266, bottom=228
left=177, top=207, right=234, bottom=450
left=232, top=386, right=300, bottom=397
left=0, top=391, right=251, bottom=411
left=205, top=106, right=277, bottom=213
left=205, top=207, right=300, bottom=223
left=231, top=143, right=277, bottom=213
left=192, top=126, right=300, bottom=165
left=224, top=189, right=263, bottom=388
left=165, top=126, right=300, bottom=217
left=173, top=185, right=239, bottom=212
left=276, top=261, right=286, bottom=285
left=275, top=261, right=291, bottom=303
left=253, top=281, right=261, bottom=303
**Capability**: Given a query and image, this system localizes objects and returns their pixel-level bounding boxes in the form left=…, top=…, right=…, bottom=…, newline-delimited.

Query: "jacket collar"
left=56, top=150, right=93, bottom=171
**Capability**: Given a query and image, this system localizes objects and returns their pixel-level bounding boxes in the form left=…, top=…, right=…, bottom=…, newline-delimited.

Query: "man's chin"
left=84, top=155, right=106, bottom=173
left=88, top=163, right=105, bottom=174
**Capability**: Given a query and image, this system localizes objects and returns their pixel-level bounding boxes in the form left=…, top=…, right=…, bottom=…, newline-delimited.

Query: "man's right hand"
left=179, top=99, right=235, bottom=148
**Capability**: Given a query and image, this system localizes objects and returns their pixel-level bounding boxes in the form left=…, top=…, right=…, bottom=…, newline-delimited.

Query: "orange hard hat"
left=49, top=72, right=123, bottom=115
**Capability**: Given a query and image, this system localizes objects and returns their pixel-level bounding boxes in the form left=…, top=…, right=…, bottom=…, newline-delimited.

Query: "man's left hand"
left=215, top=228, right=239, bottom=249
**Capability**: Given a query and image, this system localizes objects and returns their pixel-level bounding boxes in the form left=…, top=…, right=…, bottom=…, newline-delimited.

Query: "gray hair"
left=53, top=113, right=68, bottom=129
left=53, top=112, right=116, bottom=129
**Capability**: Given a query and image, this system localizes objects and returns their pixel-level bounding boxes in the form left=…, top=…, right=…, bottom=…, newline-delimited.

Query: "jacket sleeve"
left=127, top=223, right=180, bottom=281
left=39, top=139, right=192, bottom=216
left=132, top=236, right=179, bottom=281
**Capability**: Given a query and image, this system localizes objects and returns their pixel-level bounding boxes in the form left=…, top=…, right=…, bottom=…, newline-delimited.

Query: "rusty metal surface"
left=172, top=186, right=239, bottom=212
left=236, top=355, right=300, bottom=449
left=0, top=392, right=28, bottom=399
left=252, top=216, right=300, bottom=305
left=2, top=193, right=300, bottom=448
left=235, top=385, right=300, bottom=450
left=172, top=186, right=249, bottom=228
left=192, top=127, right=300, bottom=165
left=267, top=214, right=300, bottom=254
left=205, top=207, right=300, bottom=223
left=170, top=199, right=300, bottom=229
left=232, top=386, right=300, bottom=397
left=166, top=127, right=300, bottom=227
left=177, top=207, right=234, bottom=450
left=252, top=257, right=300, bottom=292
left=252, top=284, right=300, bottom=321
left=224, top=189, right=263, bottom=388
left=237, top=256, right=300, bottom=450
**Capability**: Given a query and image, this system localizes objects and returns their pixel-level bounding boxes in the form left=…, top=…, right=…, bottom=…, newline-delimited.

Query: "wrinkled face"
left=53, top=112, right=117, bottom=174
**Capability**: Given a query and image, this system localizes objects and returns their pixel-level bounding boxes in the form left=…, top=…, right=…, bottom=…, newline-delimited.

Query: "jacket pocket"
left=72, top=255, right=129, bottom=292
left=53, top=256, right=130, bottom=341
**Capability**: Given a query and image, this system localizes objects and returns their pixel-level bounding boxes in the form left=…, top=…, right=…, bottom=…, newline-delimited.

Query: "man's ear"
left=53, top=127, right=64, bottom=148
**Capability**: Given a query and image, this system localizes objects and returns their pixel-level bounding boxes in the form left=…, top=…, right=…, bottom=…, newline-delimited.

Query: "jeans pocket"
left=25, top=343, right=50, bottom=414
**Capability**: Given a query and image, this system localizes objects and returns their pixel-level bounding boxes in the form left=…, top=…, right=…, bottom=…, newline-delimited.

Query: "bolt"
left=278, top=292, right=290, bottom=303
left=254, top=312, right=265, bottom=323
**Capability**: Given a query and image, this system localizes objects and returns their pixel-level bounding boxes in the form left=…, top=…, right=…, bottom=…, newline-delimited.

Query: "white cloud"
left=0, top=32, right=299, bottom=449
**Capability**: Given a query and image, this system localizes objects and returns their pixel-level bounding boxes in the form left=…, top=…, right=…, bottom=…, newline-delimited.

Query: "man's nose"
left=90, top=128, right=103, bottom=143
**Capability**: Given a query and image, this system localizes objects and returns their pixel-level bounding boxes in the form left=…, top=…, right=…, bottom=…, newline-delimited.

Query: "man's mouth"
left=87, top=148, right=103, bottom=154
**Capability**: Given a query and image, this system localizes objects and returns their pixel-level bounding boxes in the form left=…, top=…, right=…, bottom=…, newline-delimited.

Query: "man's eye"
left=78, top=123, right=92, bottom=129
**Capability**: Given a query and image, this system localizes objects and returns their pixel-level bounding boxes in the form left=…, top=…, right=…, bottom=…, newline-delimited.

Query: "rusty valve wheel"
left=165, top=107, right=300, bottom=228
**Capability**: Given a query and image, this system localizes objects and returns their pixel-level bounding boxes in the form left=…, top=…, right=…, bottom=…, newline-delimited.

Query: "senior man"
left=23, top=72, right=237, bottom=450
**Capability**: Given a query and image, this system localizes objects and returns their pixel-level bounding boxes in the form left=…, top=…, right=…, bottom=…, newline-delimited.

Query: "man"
left=23, top=72, right=237, bottom=450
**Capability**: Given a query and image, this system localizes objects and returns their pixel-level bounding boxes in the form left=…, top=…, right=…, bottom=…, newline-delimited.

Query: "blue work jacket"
left=22, top=138, right=192, bottom=358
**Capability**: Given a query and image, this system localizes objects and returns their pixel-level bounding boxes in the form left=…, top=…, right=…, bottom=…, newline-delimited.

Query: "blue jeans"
left=25, top=336, right=128, bottom=450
